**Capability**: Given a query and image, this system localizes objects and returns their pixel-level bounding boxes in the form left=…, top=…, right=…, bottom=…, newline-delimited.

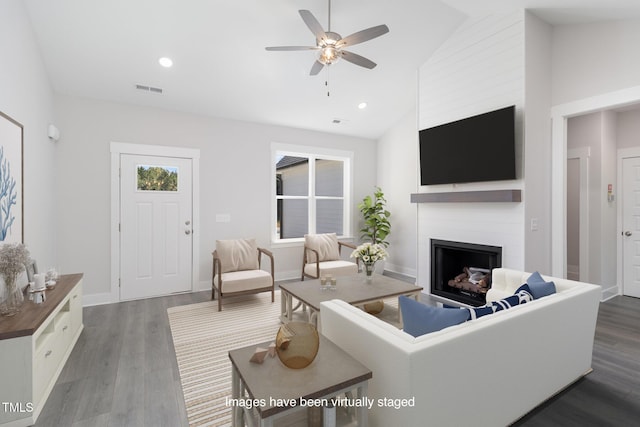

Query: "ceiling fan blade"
left=340, top=50, right=377, bottom=69
left=337, top=24, right=389, bottom=47
left=299, top=10, right=327, bottom=41
left=310, top=60, right=325, bottom=76
left=266, top=46, right=320, bottom=51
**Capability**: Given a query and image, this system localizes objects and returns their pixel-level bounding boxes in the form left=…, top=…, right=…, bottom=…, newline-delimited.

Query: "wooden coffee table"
left=229, top=335, right=372, bottom=426
left=280, top=274, right=423, bottom=326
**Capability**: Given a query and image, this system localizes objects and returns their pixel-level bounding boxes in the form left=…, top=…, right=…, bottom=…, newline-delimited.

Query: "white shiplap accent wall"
left=417, top=12, right=526, bottom=295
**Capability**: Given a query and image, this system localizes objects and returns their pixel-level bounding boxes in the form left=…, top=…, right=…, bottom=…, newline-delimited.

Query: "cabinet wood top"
left=0, top=273, right=83, bottom=340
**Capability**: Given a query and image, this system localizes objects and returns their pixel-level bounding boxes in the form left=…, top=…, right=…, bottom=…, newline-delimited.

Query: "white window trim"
left=271, top=142, right=354, bottom=246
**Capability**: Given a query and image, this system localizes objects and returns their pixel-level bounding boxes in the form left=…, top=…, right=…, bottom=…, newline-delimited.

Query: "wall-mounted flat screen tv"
left=419, top=105, right=516, bottom=185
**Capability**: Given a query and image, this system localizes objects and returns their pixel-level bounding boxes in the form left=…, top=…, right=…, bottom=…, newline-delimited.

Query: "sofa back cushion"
left=399, top=296, right=469, bottom=337
left=467, top=288, right=533, bottom=320
left=524, top=271, right=556, bottom=299
left=304, top=233, right=340, bottom=262
left=216, top=239, right=259, bottom=273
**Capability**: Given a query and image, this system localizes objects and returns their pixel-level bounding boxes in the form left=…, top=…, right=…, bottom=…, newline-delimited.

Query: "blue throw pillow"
left=467, top=289, right=533, bottom=320
left=526, top=271, right=556, bottom=299
left=399, top=296, right=468, bottom=337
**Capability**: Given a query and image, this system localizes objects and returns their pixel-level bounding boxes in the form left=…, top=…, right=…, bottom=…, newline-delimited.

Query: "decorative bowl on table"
left=275, top=322, right=319, bottom=369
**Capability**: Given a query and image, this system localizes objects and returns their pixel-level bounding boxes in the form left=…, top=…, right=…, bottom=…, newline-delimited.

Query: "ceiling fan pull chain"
left=326, top=66, right=331, bottom=96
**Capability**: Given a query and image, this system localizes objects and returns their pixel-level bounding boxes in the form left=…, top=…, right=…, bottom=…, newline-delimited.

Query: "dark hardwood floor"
left=34, top=290, right=640, bottom=427
left=514, top=295, right=640, bottom=426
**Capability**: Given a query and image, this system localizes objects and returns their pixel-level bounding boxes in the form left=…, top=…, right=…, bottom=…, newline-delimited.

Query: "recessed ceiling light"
left=358, top=102, right=367, bottom=109
left=159, top=57, right=173, bottom=68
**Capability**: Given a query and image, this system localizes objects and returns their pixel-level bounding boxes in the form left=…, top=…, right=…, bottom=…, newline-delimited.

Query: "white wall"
left=376, top=107, right=418, bottom=278
left=617, top=109, right=640, bottom=149
left=54, top=95, right=376, bottom=301
left=601, top=111, right=617, bottom=288
left=0, top=1, right=57, bottom=272
left=523, top=12, right=553, bottom=273
left=416, top=12, right=526, bottom=296
left=552, top=19, right=640, bottom=106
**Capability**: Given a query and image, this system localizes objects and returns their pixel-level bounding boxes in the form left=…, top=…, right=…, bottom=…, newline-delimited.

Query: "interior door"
left=120, top=154, right=193, bottom=300
left=622, top=157, right=640, bottom=298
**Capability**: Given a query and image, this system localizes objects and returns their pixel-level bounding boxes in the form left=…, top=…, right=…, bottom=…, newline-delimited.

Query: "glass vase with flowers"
left=0, top=243, right=30, bottom=316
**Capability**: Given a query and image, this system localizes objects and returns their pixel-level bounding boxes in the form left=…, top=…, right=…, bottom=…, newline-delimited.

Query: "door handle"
left=185, top=230, right=191, bottom=235
left=624, top=231, right=633, bottom=237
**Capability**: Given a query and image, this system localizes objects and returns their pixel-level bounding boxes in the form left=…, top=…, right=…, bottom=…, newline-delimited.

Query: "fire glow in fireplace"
left=430, top=239, right=502, bottom=306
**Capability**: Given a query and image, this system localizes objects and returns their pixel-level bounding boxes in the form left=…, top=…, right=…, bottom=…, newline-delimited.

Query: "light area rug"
left=167, top=291, right=399, bottom=427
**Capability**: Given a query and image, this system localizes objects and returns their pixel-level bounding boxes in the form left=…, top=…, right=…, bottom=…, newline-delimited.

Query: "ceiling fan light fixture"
left=318, top=46, right=340, bottom=65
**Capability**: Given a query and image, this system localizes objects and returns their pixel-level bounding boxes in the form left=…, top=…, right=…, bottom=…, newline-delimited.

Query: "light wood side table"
left=228, top=335, right=372, bottom=427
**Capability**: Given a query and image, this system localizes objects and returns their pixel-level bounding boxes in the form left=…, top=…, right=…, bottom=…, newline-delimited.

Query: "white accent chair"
left=301, top=233, right=359, bottom=280
left=212, top=238, right=274, bottom=311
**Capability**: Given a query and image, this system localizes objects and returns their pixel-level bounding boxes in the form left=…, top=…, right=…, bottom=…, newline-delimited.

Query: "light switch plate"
left=216, top=214, right=231, bottom=223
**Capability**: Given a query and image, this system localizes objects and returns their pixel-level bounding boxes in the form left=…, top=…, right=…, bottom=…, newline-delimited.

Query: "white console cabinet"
left=0, top=274, right=83, bottom=427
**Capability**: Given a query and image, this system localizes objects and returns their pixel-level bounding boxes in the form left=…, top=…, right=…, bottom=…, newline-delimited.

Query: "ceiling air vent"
left=135, top=84, right=163, bottom=94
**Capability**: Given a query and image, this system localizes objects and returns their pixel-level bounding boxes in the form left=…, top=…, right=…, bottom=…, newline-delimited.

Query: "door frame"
left=617, top=148, right=640, bottom=298
left=551, top=84, right=640, bottom=281
left=567, top=147, right=590, bottom=282
left=110, top=142, right=201, bottom=303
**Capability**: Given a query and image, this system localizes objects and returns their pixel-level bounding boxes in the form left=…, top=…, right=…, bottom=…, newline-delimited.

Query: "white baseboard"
left=196, top=280, right=210, bottom=292
left=82, top=292, right=114, bottom=307
left=275, top=269, right=302, bottom=282
left=601, top=285, right=620, bottom=302
left=383, top=262, right=417, bottom=281
left=567, top=264, right=579, bottom=281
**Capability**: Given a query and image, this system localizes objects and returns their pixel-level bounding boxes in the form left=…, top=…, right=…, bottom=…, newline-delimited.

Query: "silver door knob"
left=185, top=230, right=191, bottom=235
left=625, top=231, right=632, bottom=237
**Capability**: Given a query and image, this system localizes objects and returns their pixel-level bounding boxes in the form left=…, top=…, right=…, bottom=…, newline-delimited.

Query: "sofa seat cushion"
left=217, top=270, right=272, bottom=293
left=399, top=296, right=469, bottom=337
left=304, top=260, right=358, bottom=277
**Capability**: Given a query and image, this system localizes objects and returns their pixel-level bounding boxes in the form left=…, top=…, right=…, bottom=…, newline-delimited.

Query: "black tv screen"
left=419, top=105, right=516, bottom=185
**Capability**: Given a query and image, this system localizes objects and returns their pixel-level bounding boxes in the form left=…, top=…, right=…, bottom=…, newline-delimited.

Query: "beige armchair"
left=301, top=233, right=359, bottom=280
left=212, top=238, right=274, bottom=311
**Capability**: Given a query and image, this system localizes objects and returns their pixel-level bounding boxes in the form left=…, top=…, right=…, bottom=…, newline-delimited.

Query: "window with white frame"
left=273, top=144, right=352, bottom=242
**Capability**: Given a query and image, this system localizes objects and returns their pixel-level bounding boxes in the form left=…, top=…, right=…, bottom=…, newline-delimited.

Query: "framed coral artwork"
left=0, top=111, right=23, bottom=244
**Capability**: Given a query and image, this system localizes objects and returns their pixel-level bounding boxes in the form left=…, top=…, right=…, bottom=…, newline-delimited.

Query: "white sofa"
left=319, top=268, right=601, bottom=427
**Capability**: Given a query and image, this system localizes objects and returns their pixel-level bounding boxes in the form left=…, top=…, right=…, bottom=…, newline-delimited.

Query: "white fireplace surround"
left=417, top=200, right=525, bottom=300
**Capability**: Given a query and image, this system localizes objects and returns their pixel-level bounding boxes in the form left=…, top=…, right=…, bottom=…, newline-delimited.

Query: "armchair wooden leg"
left=218, top=291, right=222, bottom=311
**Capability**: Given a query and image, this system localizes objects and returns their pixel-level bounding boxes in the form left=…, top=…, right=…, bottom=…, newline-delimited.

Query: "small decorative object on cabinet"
left=0, top=273, right=83, bottom=426
left=275, top=322, right=319, bottom=369
left=0, top=243, right=30, bottom=316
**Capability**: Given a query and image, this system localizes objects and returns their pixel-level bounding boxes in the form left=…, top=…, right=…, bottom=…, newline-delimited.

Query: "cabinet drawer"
left=33, top=311, right=70, bottom=403
left=70, top=283, right=83, bottom=334
left=33, top=332, right=60, bottom=403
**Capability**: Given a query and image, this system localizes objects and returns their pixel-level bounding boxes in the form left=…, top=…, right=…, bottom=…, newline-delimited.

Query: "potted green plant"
left=357, top=186, right=391, bottom=247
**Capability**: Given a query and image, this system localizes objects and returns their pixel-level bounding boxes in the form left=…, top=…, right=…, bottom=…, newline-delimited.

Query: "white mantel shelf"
left=410, top=190, right=522, bottom=203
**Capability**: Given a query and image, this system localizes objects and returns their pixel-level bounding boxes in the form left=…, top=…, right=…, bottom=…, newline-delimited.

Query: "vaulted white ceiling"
left=23, top=0, right=640, bottom=139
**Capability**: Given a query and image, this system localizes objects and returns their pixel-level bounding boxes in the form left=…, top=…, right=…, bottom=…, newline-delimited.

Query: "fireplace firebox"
left=430, top=239, right=502, bottom=307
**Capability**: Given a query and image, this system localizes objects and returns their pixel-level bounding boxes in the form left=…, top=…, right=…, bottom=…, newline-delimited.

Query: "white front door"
left=120, top=154, right=193, bottom=300
left=622, top=156, right=640, bottom=298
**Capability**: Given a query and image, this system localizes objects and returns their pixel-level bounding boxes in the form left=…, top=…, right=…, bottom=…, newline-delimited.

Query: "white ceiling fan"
left=266, top=0, right=390, bottom=75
